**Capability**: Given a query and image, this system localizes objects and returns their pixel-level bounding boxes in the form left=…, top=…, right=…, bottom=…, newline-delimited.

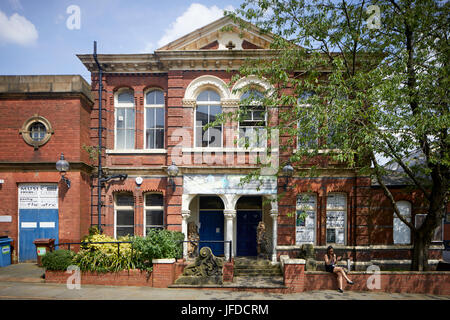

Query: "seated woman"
left=324, top=245, right=353, bottom=293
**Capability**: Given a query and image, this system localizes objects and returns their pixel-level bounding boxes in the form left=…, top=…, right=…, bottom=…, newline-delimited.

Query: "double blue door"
left=199, top=210, right=224, bottom=256
left=237, top=210, right=261, bottom=256
left=19, top=209, right=59, bottom=261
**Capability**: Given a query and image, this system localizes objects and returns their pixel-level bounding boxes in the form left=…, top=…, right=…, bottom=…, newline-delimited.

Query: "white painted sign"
left=40, top=222, right=56, bottom=228
left=0, top=216, right=12, bottom=223
left=183, top=174, right=277, bottom=195
left=21, top=222, right=37, bottom=228
left=19, top=184, right=58, bottom=209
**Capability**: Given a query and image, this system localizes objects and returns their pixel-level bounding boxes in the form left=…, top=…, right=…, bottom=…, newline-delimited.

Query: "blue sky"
left=0, top=0, right=242, bottom=81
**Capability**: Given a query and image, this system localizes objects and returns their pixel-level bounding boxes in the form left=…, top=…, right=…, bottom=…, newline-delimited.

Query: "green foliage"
left=41, top=249, right=75, bottom=271
left=72, top=234, right=135, bottom=273
left=132, top=229, right=184, bottom=272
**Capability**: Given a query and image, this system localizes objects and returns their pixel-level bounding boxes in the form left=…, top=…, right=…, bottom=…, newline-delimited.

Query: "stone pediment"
left=157, top=16, right=273, bottom=51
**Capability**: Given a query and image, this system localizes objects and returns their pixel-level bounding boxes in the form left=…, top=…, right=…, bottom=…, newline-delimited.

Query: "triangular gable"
left=157, top=16, right=273, bottom=51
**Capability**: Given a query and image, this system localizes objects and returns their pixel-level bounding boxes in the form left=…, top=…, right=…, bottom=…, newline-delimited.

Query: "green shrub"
left=42, top=249, right=75, bottom=271
left=132, top=229, right=184, bottom=271
left=72, top=234, right=135, bottom=273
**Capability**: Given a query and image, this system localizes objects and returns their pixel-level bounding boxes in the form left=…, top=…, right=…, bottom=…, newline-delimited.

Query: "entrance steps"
left=234, top=257, right=283, bottom=277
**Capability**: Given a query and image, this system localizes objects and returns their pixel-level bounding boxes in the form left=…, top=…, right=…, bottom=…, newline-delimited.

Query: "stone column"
left=270, top=209, right=278, bottom=263
left=181, top=209, right=191, bottom=259
left=223, top=209, right=236, bottom=261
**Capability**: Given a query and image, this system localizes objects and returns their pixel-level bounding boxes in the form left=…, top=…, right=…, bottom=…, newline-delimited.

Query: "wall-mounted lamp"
left=56, top=153, right=71, bottom=189
left=282, top=161, right=294, bottom=191
left=167, top=161, right=179, bottom=192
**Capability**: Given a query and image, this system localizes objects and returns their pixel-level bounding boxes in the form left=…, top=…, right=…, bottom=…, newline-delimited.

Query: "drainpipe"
left=93, top=41, right=103, bottom=233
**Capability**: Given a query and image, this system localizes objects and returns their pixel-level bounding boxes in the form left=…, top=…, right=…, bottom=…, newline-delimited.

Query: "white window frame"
left=326, top=193, right=347, bottom=245
left=414, top=214, right=444, bottom=243
left=114, top=88, right=135, bottom=150
left=144, top=193, right=164, bottom=235
left=238, top=90, right=267, bottom=149
left=114, top=193, right=135, bottom=238
left=296, top=193, right=317, bottom=245
left=393, top=200, right=411, bottom=245
left=194, top=89, right=223, bottom=148
left=144, top=88, right=165, bottom=151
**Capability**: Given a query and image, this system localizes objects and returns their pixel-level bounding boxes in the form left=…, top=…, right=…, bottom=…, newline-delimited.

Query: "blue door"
left=18, top=184, right=59, bottom=262
left=19, top=209, right=59, bottom=261
left=237, top=210, right=261, bottom=256
left=199, top=211, right=224, bottom=256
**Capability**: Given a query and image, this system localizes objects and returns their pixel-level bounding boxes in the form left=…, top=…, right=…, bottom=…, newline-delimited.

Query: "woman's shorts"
left=325, top=264, right=335, bottom=273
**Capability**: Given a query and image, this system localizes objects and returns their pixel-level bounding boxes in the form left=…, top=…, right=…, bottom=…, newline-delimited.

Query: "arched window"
left=326, top=193, right=347, bottom=244
left=145, top=90, right=165, bottom=149
left=195, top=89, right=222, bottom=147
left=239, top=89, right=266, bottom=148
left=393, top=201, right=411, bottom=244
left=296, top=193, right=317, bottom=245
left=114, top=192, right=134, bottom=238
left=115, top=89, right=135, bottom=150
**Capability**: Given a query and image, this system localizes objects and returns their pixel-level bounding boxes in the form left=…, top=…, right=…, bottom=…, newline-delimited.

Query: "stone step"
left=234, top=271, right=283, bottom=277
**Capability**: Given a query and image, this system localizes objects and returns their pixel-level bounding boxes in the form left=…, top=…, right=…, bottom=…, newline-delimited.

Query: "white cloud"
left=157, top=3, right=234, bottom=48
left=0, top=10, right=38, bottom=46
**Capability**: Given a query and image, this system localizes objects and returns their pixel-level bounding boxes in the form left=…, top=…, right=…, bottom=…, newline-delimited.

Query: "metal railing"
left=54, top=241, right=133, bottom=257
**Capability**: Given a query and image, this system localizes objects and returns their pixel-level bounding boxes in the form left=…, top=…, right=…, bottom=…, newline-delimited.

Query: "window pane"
left=118, top=91, right=134, bottom=104
left=116, top=109, right=125, bottom=129
left=326, top=228, right=336, bottom=243
left=155, top=108, right=164, bottom=128
left=126, top=129, right=135, bottom=149
left=155, top=128, right=164, bottom=148
left=208, top=127, right=222, bottom=147
left=146, top=108, right=155, bottom=128
left=30, top=122, right=46, bottom=141
left=126, top=108, right=135, bottom=129
left=196, top=106, right=209, bottom=126
left=145, top=194, right=163, bottom=206
left=116, top=194, right=134, bottom=206
left=117, top=227, right=134, bottom=237
left=116, top=129, right=125, bottom=149
left=146, top=210, right=163, bottom=226
left=241, top=90, right=263, bottom=102
left=197, top=90, right=220, bottom=102
left=146, top=129, right=154, bottom=149
left=146, top=90, right=164, bottom=105
left=117, top=210, right=134, bottom=225
left=209, top=105, right=222, bottom=122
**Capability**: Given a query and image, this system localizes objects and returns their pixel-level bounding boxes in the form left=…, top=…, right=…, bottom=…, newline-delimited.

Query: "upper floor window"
left=145, top=90, right=165, bottom=149
left=195, top=89, right=222, bottom=148
left=239, top=89, right=266, bottom=148
left=297, top=92, right=318, bottom=149
left=115, top=90, right=135, bottom=150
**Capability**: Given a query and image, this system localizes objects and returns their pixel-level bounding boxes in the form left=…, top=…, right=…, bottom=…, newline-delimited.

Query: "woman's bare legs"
left=336, top=271, right=343, bottom=290
left=334, top=267, right=352, bottom=283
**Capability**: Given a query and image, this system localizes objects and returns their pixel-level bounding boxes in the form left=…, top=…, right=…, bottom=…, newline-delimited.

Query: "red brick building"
left=1, top=17, right=447, bottom=268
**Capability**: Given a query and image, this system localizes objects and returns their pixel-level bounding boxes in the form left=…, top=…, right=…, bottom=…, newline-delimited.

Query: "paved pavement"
left=0, top=263, right=448, bottom=300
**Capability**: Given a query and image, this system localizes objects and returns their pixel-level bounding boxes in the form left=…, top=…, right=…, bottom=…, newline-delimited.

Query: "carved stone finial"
left=175, top=247, right=224, bottom=285
left=226, top=40, right=236, bottom=50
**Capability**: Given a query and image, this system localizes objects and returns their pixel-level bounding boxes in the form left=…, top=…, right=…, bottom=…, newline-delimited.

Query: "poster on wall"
left=296, top=194, right=316, bottom=245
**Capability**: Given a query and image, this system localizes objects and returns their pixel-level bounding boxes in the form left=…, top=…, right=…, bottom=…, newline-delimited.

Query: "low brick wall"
left=303, top=271, right=450, bottom=295
left=281, top=256, right=450, bottom=295
left=45, top=269, right=152, bottom=287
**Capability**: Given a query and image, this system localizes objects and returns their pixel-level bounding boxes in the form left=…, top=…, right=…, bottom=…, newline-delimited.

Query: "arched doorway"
left=198, top=196, right=224, bottom=256
left=236, top=196, right=262, bottom=256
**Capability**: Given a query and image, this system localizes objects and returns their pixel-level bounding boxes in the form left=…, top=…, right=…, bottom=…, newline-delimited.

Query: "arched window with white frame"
left=114, top=192, right=135, bottom=238
left=115, top=89, right=135, bottom=150
left=195, top=89, right=222, bottom=148
left=145, top=89, right=165, bottom=149
left=297, top=91, right=318, bottom=149
left=239, top=89, right=266, bottom=148
left=393, top=201, right=411, bottom=244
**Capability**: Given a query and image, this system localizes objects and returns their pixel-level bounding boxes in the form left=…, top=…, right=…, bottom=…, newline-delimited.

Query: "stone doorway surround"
left=181, top=174, right=279, bottom=262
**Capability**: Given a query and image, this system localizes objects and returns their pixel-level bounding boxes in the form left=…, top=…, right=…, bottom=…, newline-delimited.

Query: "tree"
left=225, top=0, right=449, bottom=270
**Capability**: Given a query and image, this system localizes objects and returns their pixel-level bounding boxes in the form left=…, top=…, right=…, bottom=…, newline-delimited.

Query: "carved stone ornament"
left=187, top=222, right=200, bottom=258
left=256, top=221, right=270, bottom=258
left=175, top=247, right=224, bottom=285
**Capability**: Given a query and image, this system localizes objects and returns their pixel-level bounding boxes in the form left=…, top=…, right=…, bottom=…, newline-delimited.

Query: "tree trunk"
left=411, top=231, right=430, bottom=271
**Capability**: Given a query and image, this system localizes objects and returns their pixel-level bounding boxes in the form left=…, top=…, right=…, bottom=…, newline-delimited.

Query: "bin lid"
left=0, top=238, right=12, bottom=244
left=33, top=238, right=55, bottom=244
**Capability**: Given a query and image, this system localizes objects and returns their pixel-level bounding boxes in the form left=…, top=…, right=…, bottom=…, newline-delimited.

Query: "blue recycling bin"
left=0, top=238, right=12, bottom=267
